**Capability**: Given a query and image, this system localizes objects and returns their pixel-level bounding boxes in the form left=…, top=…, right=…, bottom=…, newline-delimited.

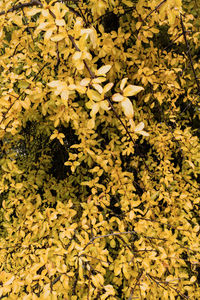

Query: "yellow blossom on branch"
left=50, top=129, right=65, bottom=145
left=112, top=78, right=144, bottom=119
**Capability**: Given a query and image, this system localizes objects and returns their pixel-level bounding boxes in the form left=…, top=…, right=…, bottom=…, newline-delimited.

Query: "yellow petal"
left=87, top=89, right=102, bottom=101
left=112, top=93, right=124, bottom=102
left=50, top=133, right=57, bottom=140
left=92, top=84, right=103, bottom=94
left=89, top=26, right=98, bottom=48
left=80, top=78, right=90, bottom=86
left=72, top=51, right=82, bottom=61
left=100, top=100, right=110, bottom=111
left=76, top=85, right=86, bottom=94
left=80, top=28, right=92, bottom=36
left=47, top=80, right=60, bottom=88
left=44, top=29, right=53, bottom=41
left=59, top=133, right=65, bottom=138
left=139, top=130, right=149, bottom=136
left=90, top=103, right=99, bottom=117
left=134, top=122, right=144, bottom=132
left=120, top=78, right=128, bottom=91
left=123, top=85, right=144, bottom=97
left=68, top=84, right=76, bottom=90
left=26, top=8, right=41, bottom=16
left=121, top=98, right=134, bottom=119
left=4, top=276, right=15, bottom=286
left=83, top=52, right=92, bottom=60
left=129, top=119, right=135, bottom=130
left=85, top=100, right=93, bottom=109
left=96, top=65, right=111, bottom=76
left=103, top=82, right=113, bottom=93
left=76, top=61, right=84, bottom=71
left=50, top=34, right=65, bottom=42
left=92, top=77, right=107, bottom=84
left=186, top=160, right=195, bottom=169
left=87, top=118, right=95, bottom=129
left=61, top=90, right=69, bottom=101
left=55, top=19, right=65, bottom=26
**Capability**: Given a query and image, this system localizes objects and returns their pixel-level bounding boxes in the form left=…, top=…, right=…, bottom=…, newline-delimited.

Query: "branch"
left=163, top=32, right=188, bottom=51
left=51, top=275, right=61, bottom=290
left=82, top=231, right=137, bottom=251
left=147, top=274, right=190, bottom=299
left=147, top=274, right=168, bottom=291
left=66, top=12, right=153, bottom=179
left=128, top=270, right=143, bottom=300
left=68, top=34, right=96, bottom=79
left=134, top=217, right=192, bottom=232
left=107, top=98, right=152, bottom=174
left=0, top=0, right=42, bottom=16
left=180, top=14, right=200, bottom=96
left=72, top=269, right=79, bottom=295
left=144, top=0, right=167, bottom=20
left=80, top=253, right=110, bottom=266
left=67, top=31, right=153, bottom=178
left=0, top=63, right=49, bottom=129
left=82, top=230, right=166, bottom=251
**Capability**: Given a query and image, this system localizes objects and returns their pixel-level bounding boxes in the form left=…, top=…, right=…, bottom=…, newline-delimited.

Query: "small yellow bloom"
left=50, top=130, right=65, bottom=144
left=112, top=78, right=144, bottom=119
left=86, top=82, right=113, bottom=118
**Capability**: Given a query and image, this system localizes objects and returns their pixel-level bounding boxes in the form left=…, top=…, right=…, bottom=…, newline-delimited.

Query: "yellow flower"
left=112, top=78, right=144, bottom=119
left=132, top=121, right=149, bottom=136
left=50, top=130, right=65, bottom=144
left=86, top=82, right=113, bottom=129
left=86, top=82, right=113, bottom=117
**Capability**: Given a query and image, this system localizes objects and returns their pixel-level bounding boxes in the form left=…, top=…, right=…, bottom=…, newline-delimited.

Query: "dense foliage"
left=0, top=0, right=200, bottom=299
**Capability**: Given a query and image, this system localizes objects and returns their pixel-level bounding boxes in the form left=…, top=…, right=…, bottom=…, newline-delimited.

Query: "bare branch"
left=145, top=0, right=167, bottom=20
left=51, top=275, right=61, bottom=290
left=180, top=13, right=200, bottom=95
left=0, top=63, right=49, bottom=129
left=147, top=274, right=190, bottom=299
left=80, top=253, right=110, bottom=266
left=68, top=34, right=96, bottom=79
left=82, top=230, right=166, bottom=252
left=128, top=270, right=143, bottom=300
left=0, top=0, right=43, bottom=16
left=107, top=98, right=152, bottom=175
left=82, top=231, right=137, bottom=251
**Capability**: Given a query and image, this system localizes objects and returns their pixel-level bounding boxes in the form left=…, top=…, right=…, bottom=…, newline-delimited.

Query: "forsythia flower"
left=112, top=78, right=144, bottom=119
left=86, top=81, right=113, bottom=129
left=132, top=121, right=149, bottom=136
left=50, top=130, right=65, bottom=144
left=86, top=82, right=113, bottom=117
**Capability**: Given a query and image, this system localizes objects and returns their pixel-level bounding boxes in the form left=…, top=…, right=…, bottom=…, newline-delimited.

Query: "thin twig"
left=180, top=13, right=200, bottom=95
left=82, top=231, right=137, bottom=251
left=144, top=0, right=167, bottom=20
left=128, top=270, right=143, bottom=300
left=147, top=274, right=168, bottom=291
left=72, top=269, right=79, bottom=295
left=80, top=253, right=110, bottom=265
left=147, top=274, right=190, bottom=299
left=82, top=230, right=166, bottom=252
left=68, top=35, right=96, bottom=78
left=0, top=0, right=42, bottom=16
left=51, top=275, right=61, bottom=290
left=107, top=98, right=152, bottom=174
left=0, top=63, right=49, bottom=127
